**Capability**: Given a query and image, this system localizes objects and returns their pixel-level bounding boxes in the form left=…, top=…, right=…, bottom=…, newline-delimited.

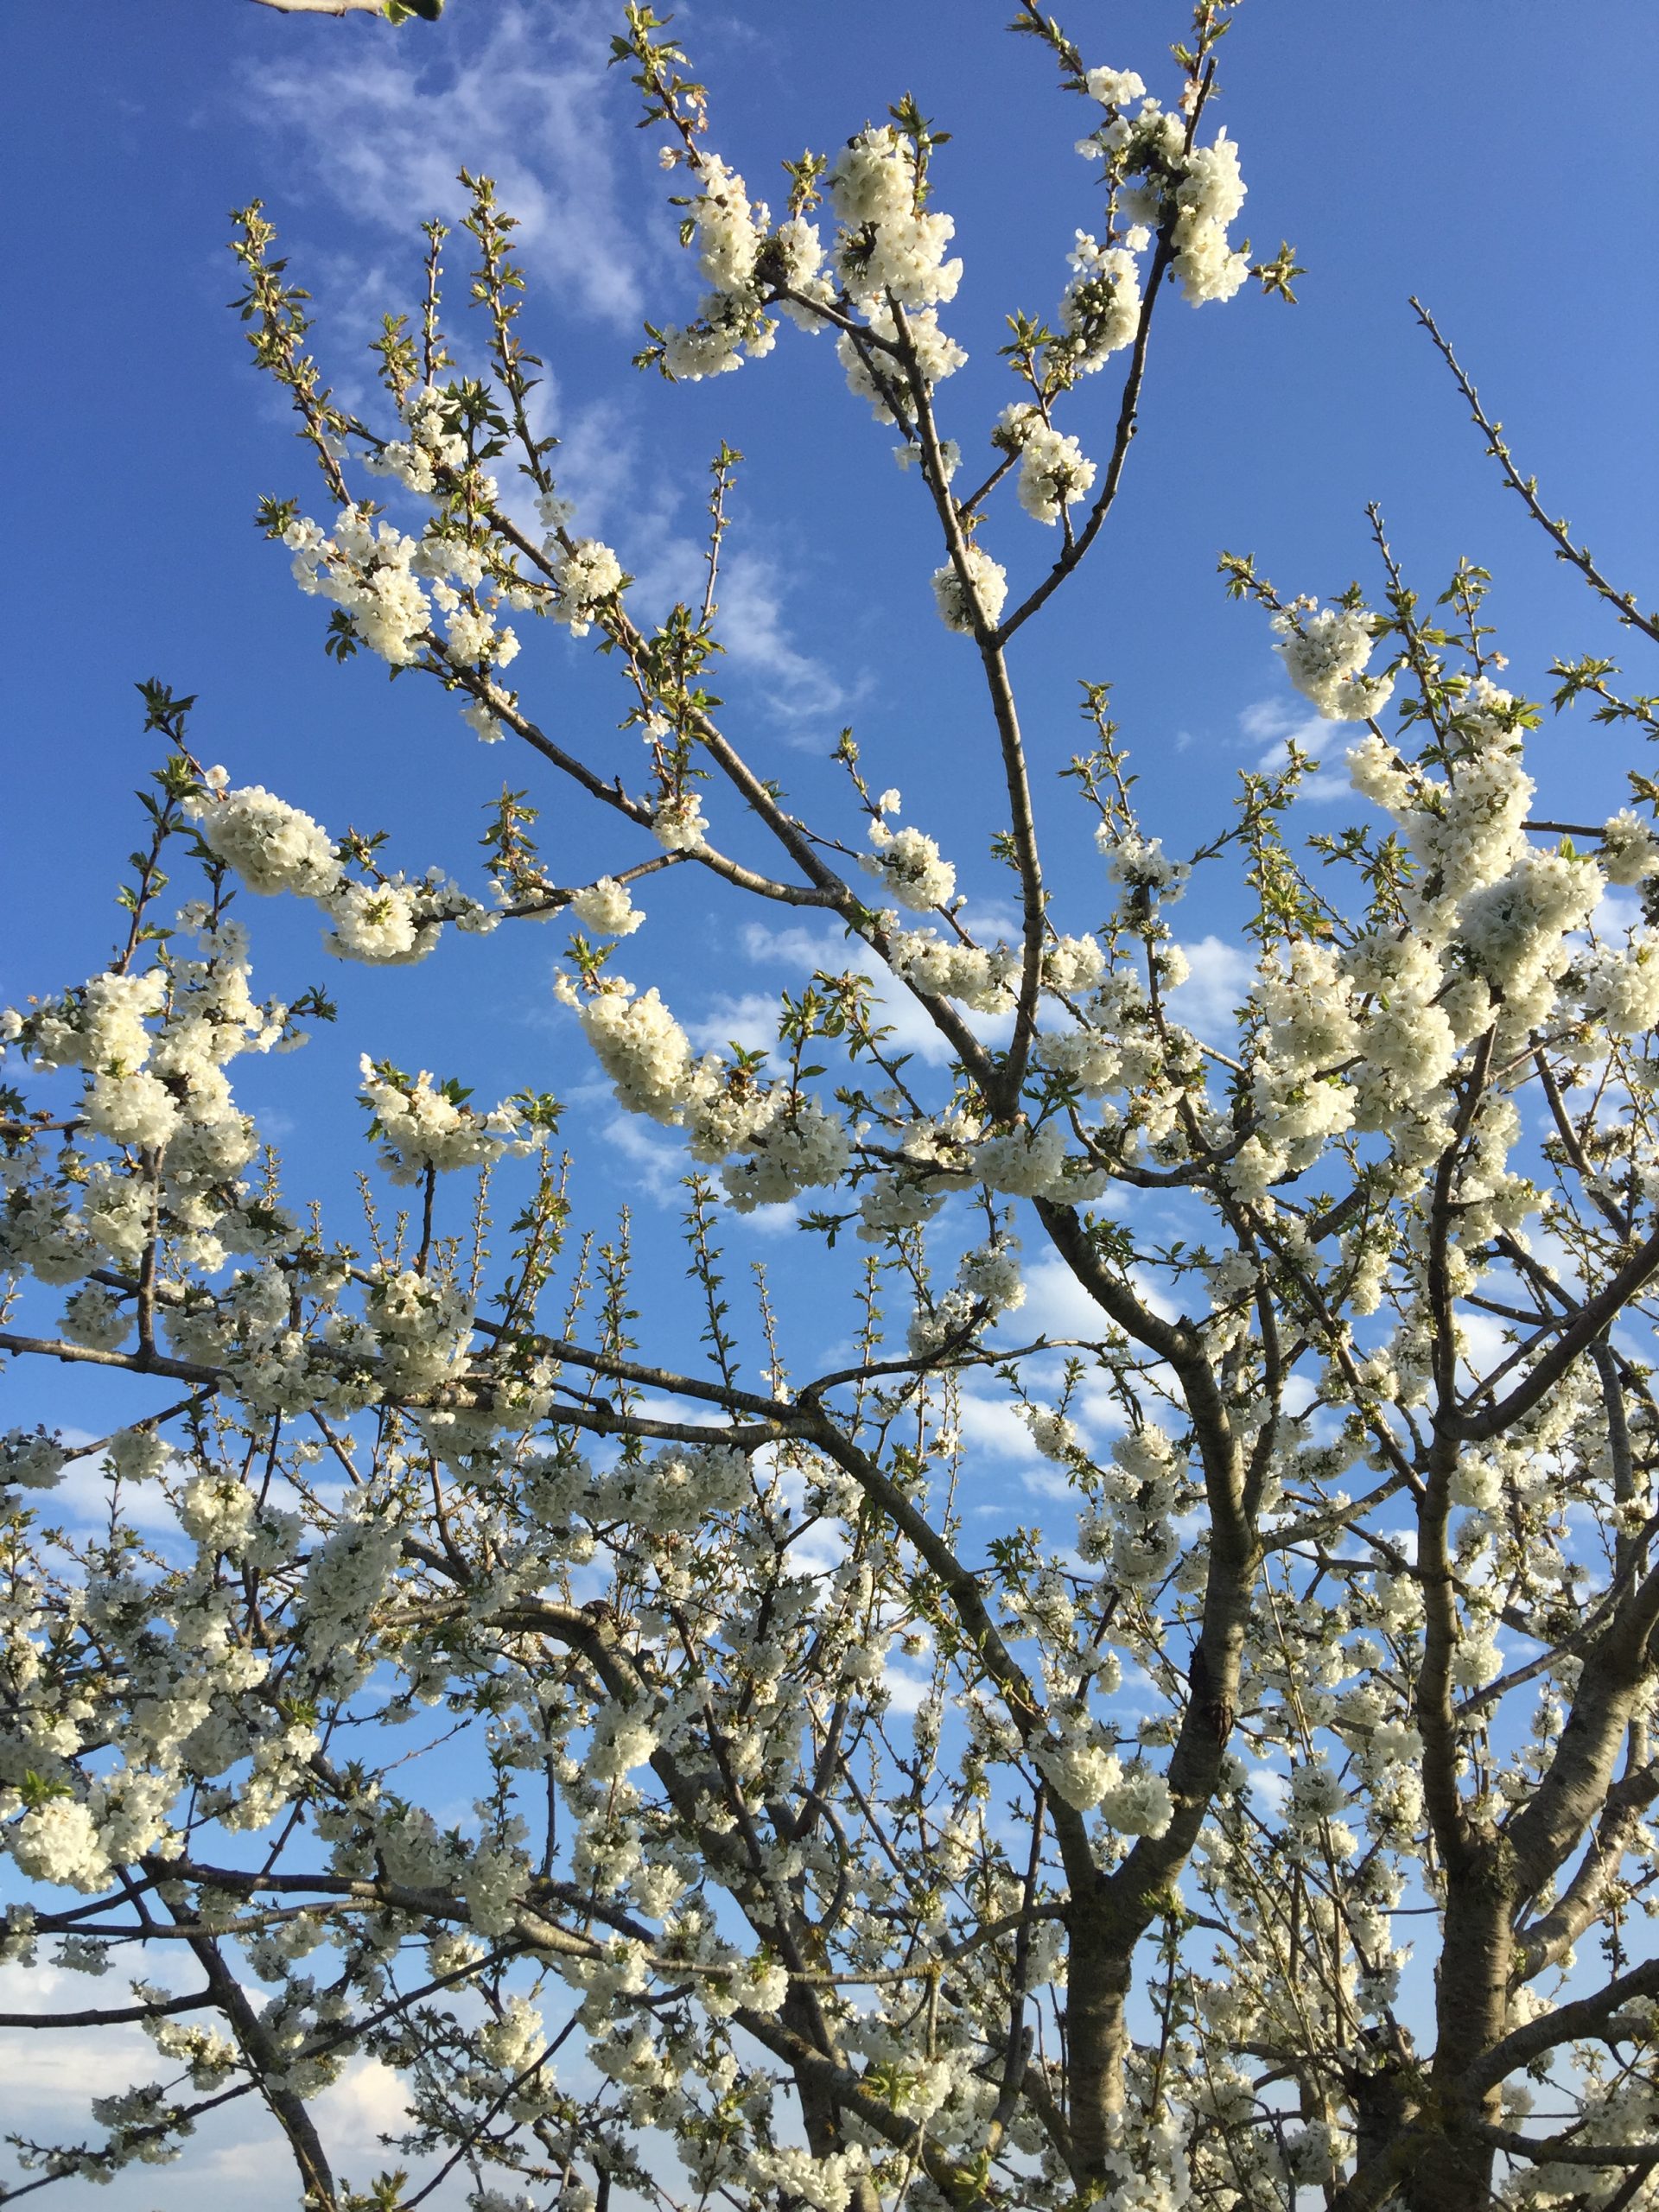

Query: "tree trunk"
left=1065, top=1903, right=1131, bottom=2182
left=1402, top=1840, right=1513, bottom=2212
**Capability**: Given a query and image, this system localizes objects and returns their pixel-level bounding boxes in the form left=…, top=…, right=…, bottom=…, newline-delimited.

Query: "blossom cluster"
left=997, top=403, right=1098, bottom=525
left=188, top=778, right=497, bottom=965
left=655, top=153, right=829, bottom=380
left=563, top=975, right=851, bottom=1211
left=1274, top=601, right=1396, bottom=721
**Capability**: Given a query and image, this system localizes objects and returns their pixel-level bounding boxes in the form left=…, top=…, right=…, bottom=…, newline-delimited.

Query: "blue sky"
left=2, top=2, right=1658, bottom=2197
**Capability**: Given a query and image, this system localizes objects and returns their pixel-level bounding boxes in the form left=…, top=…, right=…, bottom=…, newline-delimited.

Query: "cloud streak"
left=245, top=2, right=645, bottom=327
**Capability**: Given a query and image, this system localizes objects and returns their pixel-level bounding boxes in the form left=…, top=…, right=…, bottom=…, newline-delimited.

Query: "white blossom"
left=931, top=543, right=1007, bottom=632
left=186, top=784, right=340, bottom=898
left=569, top=877, right=644, bottom=937
left=861, top=822, right=957, bottom=911
left=1275, top=604, right=1395, bottom=722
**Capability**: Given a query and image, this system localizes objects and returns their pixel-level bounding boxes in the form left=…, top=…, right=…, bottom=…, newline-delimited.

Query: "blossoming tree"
left=5, top=6, right=1659, bottom=2209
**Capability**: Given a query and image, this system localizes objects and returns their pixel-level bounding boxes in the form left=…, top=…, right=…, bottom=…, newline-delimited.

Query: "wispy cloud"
left=244, top=2, right=645, bottom=327
left=1170, top=933, right=1253, bottom=1034
left=1240, top=696, right=1361, bottom=804
left=735, top=917, right=1011, bottom=1067
left=597, top=1111, right=685, bottom=1203
left=715, top=549, right=852, bottom=732
left=739, top=920, right=845, bottom=969
left=1240, top=695, right=1332, bottom=768
left=1007, top=1254, right=1129, bottom=1346
left=238, top=11, right=858, bottom=776
left=687, top=989, right=784, bottom=1056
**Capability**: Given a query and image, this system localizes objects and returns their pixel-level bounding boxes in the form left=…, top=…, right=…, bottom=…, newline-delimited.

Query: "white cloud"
left=686, top=989, right=780, bottom=1056
left=734, top=915, right=1013, bottom=1068
left=245, top=3, right=645, bottom=327
left=1021, top=1465, right=1073, bottom=1500
left=1170, top=934, right=1252, bottom=1034
left=957, top=898, right=1022, bottom=944
left=1457, top=1308, right=1511, bottom=1388
left=240, top=26, right=850, bottom=737
left=0, top=1964, right=156, bottom=2120
left=1240, top=696, right=1366, bottom=804
left=1240, top=695, right=1334, bottom=769
left=715, top=549, right=850, bottom=730
left=740, top=919, right=844, bottom=969
left=308, top=2057, right=414, bottom=2156
left=956, top=1389, right=1037, bottom=1459
left=1594, top=886, right=1643, bottom=938
left=51, top=1449, right=180, bottom=1535
left=1247, top=1764, right=1289, bottom=1815
left=735, top=1198, right=804, bottom=1236
left=1005, top=1253, right=1121, bottom=1346
left=597, top=1111, right=685, bottom=1202
left=881, top=1667, right=931, bottom=1714
left=548, top=397, right=658, bottom=537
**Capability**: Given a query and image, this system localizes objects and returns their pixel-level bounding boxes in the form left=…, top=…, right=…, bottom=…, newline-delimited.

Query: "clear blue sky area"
left=1, top=5, right=1656, bottom=2195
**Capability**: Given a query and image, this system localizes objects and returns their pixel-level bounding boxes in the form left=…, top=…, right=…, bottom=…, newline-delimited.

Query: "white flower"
left=690, top=153, right=761, bottom=291
left=1052, top=233, right=1142, bottom=377
left=1, top=1427, right=67, bottom=1491
left=1601, top=810, right=1659, bottom=886
left=747, top=2147, right=868, bottom=2212
left=1289, top=1761, right=1346, bottom=1821
left=1084, top=64, right=1147, bottom=105
left=179, top=1474, right=257, bottom=1555
left=185, top=785, right=340, bottom=897
left=1459, top=849, right=1602, bottom=1004
left=1274, top=605, right=1395, bottom=722
left=861, top=822, right=957, bottom=911
left=1036, top=1734, right=1117, bottom=1812
left=1026, top=1405, right=1080, bottom=1460
left=652, top=791, right=709, bottom=853
left=26, top=969, right=164, bottom=1076
left=838, top=303, right=966, bottom=423
left=588, top=1707, right=659, bottom=1783
left=931, top=543, right=1008, bottom=632
left=60, top=1283, right=130, bottom=1352
left=1171, top=131, right=1250, bottom=306
left=478, top=1994, right=544, bottom=2076
left=719, top=1094, right=851, bottom=1211
left=888, top=928, right=1017, bottom=1011
left=976, top=1122, right=1089, bottom=1199
left=322, top=880, right=433, bottom=965
left=8, top=1798, right=112, bottom=1894
left=999, top=404, right=1096, bottom=523
left=1100, top=830, right=1190, bottom=902
left=1098, top=1764, right=1175, bottom=1839
left=550, top=539, right=624, bottom=635
left=1452, top=1630, right=1503, bottom=1690
left=461, top=697, right=505, bottom=744
left=107, top=1427, right=169, bottom=1483
left=444, top=601, right=503, bottom=667
left=569, top=877, right=644, bottom=937
left=956, top=1235, right=1025, bottom=1316
left=1580, top=933, right=1659, bottom=1037
left=579, top=986, right=696, bottom=1122
left=83, top=1071, right=180, bottom=1150
left=828, top=127, right=962, bottom=310
left=1346, top=731, right=1412, bottom=811
left=360, top=1060, right=529, bottom=1182
left=287, top=507, right=433, bottom=664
